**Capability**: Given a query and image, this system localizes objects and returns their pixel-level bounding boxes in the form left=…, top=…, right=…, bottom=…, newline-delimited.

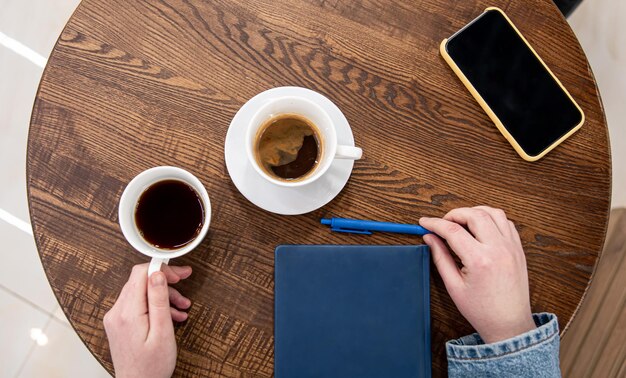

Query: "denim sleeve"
left=446, top=313, right=561, bottom=378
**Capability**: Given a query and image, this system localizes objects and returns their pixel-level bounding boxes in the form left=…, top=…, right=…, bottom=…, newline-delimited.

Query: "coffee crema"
left=254, top=113, right=322, bottom=181
left=134, top=179, right=204, bottom=250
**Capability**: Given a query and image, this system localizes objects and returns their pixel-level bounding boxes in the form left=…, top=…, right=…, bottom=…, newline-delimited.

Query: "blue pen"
left=320, top=217, right=431, bottom=236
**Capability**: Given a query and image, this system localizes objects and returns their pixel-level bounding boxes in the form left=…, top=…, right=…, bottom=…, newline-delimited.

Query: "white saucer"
left=224, top=87, right=355, bottom=215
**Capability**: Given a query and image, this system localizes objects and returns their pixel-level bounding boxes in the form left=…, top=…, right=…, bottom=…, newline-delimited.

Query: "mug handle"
left=335, top=145, right=362, bottom=160
left=148, top=257, right=170, bottom=277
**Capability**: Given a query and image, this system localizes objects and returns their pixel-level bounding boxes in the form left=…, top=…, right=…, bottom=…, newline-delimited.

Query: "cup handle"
left=335, top=145, right=362, bottom=160
left=148, top=257, right=170, bottom=277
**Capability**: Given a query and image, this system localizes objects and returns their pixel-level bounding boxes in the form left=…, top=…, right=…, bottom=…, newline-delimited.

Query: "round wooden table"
left=27, top=0, right=611, bottom=376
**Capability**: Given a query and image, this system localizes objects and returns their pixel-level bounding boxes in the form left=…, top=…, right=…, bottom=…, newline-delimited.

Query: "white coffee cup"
left=246, top=96, right=362, bottom=187
left=118, top=166, right=211, bottom=276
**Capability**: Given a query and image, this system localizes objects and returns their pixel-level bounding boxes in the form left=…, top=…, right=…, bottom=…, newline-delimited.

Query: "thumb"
left=424, top=234, right=463, bottom=291
left=147, top=272, right=174, bottom=341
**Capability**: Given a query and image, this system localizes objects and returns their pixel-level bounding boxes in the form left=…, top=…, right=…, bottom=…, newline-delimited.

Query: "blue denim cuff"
left=446, top=313, right=558, bottom=360
left=446, top=313, right=561, bottom=377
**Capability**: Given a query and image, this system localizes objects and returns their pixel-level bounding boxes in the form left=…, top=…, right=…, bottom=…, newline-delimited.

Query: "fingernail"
left=151, top=272, right=165, bottom=287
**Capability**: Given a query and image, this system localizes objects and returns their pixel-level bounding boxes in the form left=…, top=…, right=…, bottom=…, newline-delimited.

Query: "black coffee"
left=135, top=180, right=204, bottom=250
left=255, top=114, right=322, bottom=180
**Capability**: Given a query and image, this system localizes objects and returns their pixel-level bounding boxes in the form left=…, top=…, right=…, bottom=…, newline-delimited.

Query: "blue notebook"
left=275, top=245, right=431, bottom=378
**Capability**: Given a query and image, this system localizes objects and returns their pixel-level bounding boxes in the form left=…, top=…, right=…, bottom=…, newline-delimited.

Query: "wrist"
left=480, top=316, right=537, bottom=344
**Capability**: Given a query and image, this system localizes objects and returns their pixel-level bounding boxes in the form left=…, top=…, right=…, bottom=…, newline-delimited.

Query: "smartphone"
left=440, top=7, right=584, bottom=161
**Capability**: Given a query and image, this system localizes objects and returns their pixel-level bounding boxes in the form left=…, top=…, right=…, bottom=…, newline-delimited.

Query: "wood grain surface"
left=27, top=0, right=611, bottom=376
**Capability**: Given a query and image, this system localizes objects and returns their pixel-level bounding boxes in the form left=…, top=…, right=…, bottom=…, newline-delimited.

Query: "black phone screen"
left=445, top=9, right=583, bottom=157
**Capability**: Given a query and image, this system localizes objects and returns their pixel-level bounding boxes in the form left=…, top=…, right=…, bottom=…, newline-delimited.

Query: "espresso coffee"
left=135, top=180, right=204, bottom=250
left=255, top=114, right=322, bottom=180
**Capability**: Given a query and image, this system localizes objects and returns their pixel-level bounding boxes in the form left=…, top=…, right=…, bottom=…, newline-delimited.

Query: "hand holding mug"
left=104, top=263, right=192, bottom=378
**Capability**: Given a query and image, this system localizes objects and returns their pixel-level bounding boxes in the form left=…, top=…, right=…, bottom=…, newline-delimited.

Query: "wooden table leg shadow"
left=560, top=208, right=626, bottom=377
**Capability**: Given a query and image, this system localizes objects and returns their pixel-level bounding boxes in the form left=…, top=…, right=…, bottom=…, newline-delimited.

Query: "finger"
left=509, top=221, right=523, bottom=248
left=170, top=265, right=192, bottom=280
left=114, top=264, right=192, bottom=316
left=473, top=206, right=511, bottom=236
left=162, top=265, right=193, bottom=284
left=147, top=272, right=175, bottom=341
left=419, top=217, right=479, bottom=261
left=170, top=307, right=189, bottom=322
left=443, top=207, right=501, bottom=242
left=424, top=234, right=463, bottom=291
left=117, top=264, right=149, bottom=315
left=509, top=220, right=517, bottom=235
left=169, top=286, right=192, bottom=310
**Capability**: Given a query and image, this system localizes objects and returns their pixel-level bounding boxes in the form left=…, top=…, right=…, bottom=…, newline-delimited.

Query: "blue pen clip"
left=330, top=227, right=373, bottom=235
left=321, top=218, right=373, bottom=235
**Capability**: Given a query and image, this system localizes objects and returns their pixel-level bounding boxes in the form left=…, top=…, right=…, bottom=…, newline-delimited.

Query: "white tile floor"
left=0, top=1, right=623, bottom=377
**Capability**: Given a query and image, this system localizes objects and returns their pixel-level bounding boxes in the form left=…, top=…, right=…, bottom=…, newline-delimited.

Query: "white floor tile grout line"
left=0, top=31, right=47, bottom=68
left=0, top=284, right=56, bottom=318
left=0, top=208, right=33, bottom=235
left=51, top=304, right=73, bottom=329
left=51, top=313, right=73, bottom=329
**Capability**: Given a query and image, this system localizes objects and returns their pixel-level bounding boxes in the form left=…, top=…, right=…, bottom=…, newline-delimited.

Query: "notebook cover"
left=275, top=245, right=431, bottom=378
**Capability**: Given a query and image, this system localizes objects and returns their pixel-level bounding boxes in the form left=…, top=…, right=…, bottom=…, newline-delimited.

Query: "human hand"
left=103, top=264, right=192, bottom=378
left=420, top=206, right=536, bottom=344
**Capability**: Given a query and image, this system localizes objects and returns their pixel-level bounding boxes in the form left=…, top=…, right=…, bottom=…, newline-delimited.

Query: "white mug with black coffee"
left=246, top=96, right=362, bottom=187
left=119, top=166, right=211, bottom=276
